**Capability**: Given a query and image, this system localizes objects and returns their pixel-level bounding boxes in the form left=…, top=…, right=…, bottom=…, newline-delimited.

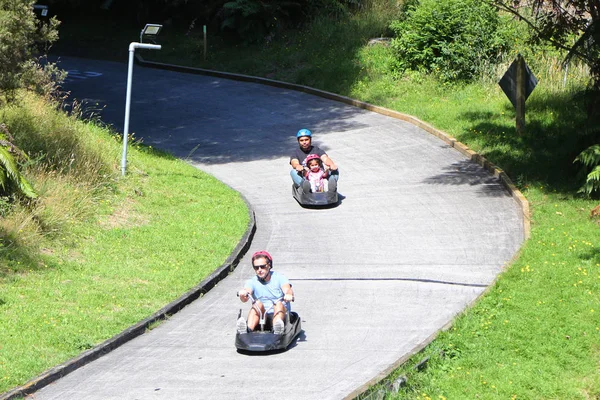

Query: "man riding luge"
left=237, top=251, right=294, bottom=335
left=290, top=128, right=339, bottom=193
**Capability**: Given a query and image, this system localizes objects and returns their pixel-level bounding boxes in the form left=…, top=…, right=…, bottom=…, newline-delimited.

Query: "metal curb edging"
left=0, top=196, right=256, bottom=400
left=135, top=54, right=530, bottom=240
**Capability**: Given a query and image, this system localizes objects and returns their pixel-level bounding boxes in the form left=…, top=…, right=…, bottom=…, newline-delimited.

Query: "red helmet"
left=305, top=154, right=321, bottom=163
left=252, top=250, right=272, bottom=264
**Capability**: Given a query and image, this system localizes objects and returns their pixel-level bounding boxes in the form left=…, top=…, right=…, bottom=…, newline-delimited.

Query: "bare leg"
left=271, top=302, right=288, bottom=334
left=247, top=301, right=265, bottom=331
left=272, top=302, right=287, bottom=325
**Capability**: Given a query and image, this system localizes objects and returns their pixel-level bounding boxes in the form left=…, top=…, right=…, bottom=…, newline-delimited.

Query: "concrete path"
left=30, top=57, right=524, bottom=400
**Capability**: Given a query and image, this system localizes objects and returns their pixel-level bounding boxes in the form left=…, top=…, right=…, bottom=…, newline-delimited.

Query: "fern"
left=0, top=146, right=37, bottom=199
left=575, top=144, right=600, bottom=196
left=17, top=173, right=37, bottom=199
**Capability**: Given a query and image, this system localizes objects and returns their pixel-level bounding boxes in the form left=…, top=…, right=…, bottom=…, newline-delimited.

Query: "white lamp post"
left=121, top=24, right=162, bottom=176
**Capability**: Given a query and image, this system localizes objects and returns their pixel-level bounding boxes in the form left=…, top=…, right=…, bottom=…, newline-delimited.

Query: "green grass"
left=0, top=95, right=249, bottom=393
left=371, top=187, right=600, bottom=399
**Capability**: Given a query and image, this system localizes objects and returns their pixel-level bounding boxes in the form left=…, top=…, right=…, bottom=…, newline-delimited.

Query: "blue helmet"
left=296, top=129, right=312, bottom=138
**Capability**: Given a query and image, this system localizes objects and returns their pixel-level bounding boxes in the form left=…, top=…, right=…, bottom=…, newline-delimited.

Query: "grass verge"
left=369, top=187, right=600, bottom=399
left=0, top=94, right=249, bottom=393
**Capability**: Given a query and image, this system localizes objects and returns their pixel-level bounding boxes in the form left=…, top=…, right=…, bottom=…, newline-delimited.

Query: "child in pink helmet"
left=304, top=154, right=329, bottom=192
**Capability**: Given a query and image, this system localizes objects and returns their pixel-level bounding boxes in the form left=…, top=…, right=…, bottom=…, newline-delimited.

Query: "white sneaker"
left=273, top=319, right=285, bottom=335
left=236, top=317, right=247, bottom=334
left=328, top=177, right=337, bottom=192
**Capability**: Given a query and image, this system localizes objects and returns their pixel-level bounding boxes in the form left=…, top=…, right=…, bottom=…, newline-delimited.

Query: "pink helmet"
left=305, top=154, right=321, bottom=164
left=252, top=250, right=272, bottom=264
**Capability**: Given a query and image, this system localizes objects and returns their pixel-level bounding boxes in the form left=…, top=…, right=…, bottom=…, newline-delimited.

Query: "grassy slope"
left=0, top=96, right=249, bottom=393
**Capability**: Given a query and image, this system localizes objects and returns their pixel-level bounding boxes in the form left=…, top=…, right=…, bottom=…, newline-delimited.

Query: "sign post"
left=516, top=55, right=526, bottom=133
left=203, top=25, right=207, bottom=60
left=499, top=54, right=538, bottom=135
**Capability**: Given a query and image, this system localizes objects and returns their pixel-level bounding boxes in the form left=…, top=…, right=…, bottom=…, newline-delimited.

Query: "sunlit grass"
left=377, top=188, right=600, bottom=400
left=0, top=95, right=249, bottom=393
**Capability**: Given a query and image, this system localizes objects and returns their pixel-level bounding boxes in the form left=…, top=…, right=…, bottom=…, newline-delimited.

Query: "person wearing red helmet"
left=290, top=128, right=338, bottom=192
left=304, top=153, right=329, bottom=192
left=237, top=251, right=294, bottom=335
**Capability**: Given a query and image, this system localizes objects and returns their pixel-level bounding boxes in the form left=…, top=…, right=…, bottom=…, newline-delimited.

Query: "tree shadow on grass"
left=578, top=247, right=600, bottom=265
left=457, top=89, right=600, bottom=194
left=0, top=233, right=52, bottom=279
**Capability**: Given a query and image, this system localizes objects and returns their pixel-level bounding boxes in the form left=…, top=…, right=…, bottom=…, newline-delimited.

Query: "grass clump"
left=0, top=93, right=249, bottom=393
left=0, top=93, right=119, bottom=264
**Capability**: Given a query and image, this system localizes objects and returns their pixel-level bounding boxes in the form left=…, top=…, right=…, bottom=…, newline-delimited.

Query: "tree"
left=0, top=0, right=60, bottom=101
left=491, top=0, right=600, bottom=92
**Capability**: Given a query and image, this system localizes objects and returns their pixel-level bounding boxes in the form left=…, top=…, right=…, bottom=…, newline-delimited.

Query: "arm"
left=290, top=158, right=304, bottom=172
left=321, top=154, right=337, bottom=171
left=238, top=288, right=253, bottom=303
left=281, top=283, right=294, bottom=302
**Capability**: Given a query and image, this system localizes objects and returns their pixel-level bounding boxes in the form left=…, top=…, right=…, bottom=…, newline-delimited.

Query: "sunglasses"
left=253, top=264, right=269, bottom=270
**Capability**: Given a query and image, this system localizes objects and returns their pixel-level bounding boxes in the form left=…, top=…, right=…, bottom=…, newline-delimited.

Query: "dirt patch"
left=100, top=198, right=149, bottom=229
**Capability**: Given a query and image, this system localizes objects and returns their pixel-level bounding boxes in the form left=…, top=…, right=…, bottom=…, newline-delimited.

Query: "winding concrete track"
left=29, top=57, right=524, bottom=400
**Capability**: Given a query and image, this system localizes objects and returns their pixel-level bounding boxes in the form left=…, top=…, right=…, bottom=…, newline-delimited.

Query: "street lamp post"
left=121, top=24, right=162, bottom=176
left=140, top=23, right=162, bottom=43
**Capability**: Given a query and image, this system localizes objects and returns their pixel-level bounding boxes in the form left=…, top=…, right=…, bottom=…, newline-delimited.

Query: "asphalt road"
left=29, top=56, right=524, bottom=400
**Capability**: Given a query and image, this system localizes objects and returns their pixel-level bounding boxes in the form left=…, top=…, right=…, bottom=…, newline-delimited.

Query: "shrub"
left=575, top=143, right=600, bottom=196
left=0, top=0, right=60, bottom=101
left=0, top=123, right=36, bottom=199
left=389, top=0, right=514, bottom=82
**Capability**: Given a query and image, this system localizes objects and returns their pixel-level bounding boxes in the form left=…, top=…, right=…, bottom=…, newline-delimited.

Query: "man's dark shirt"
left=290, top=145, right=327, bottom=167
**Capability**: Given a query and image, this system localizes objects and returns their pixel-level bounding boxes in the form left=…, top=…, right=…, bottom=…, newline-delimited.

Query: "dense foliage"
left=389, top=0, right=514, bottom=82
left=221, top=0, right=303, bottom=40
left=575, top=144, right=600, bottom=195
left=0, top=0, right=60, bottom=99
left=46, top=0, right=362, bottom=40
left=493, top=0, right=600, bottom=91
left=221, top=0, right=362, bottom=40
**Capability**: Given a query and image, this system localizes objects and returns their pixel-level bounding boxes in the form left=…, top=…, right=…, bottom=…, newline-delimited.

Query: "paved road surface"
left=30, top=57, right=524, bottom=400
